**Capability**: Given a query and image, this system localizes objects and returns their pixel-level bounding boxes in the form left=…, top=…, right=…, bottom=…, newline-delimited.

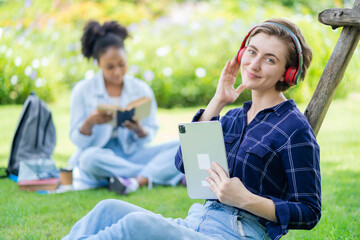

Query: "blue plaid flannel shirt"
left=175, top=100, right=321, bottom=240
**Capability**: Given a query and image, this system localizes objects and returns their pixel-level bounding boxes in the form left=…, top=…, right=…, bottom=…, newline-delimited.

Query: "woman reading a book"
left=63, top=18, right=321, bottom=240
left=68, top=20, right=184, bottom=194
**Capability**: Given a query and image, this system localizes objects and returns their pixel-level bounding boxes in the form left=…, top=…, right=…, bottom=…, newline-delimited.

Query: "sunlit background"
left=0, top=0, right=359, bottom=108
left=1, top=2, right=360, bottom=239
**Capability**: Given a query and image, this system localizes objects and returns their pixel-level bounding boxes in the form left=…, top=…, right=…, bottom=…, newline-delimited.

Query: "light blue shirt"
left=68, top=71, right=159, bottom=167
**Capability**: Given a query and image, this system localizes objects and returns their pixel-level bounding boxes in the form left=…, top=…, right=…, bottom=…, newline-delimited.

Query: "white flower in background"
left=66, top=43, right=75, bottom=52
left=85, top=69, right=95, bottom=79
left=0, top=28, right=3, bottom=39
left=35, top=78, right=45, bottom=88
left=135, top=51, right=145, bottom=61
left=10, top=75, right=18, bottom=85
left=231, top=19, right=245, bottom=33
left=0, top=45, right=6, bottom=53
left=70, top=66, right=77, bottom=76
left=198, top=2, right=210, bottom=13
left=143, top=70, right=155, bottom=82
left=14, top=57, right=22, bottom=67
left=128, top=23, right=139, bottom=33
left=179, top=40, right=188, bottom=48
left=132, top=35, right=141, bottom=44
left=190, top=21, right=202, bottom=31
left=140, top=19, right=150, bottom=27
left=92, top=59, right=98, bottom=66
left=75, top=43, right=81, bottom=52
left=60, top=58, right=67, bottom=67
left=210, top=36, right=219, bottom=45
left=41, top=57, right=49, bottom=67
left=17, top=36, right=25, bottom=45
left=156, top=16, right=168, bottom=25
left=156, top=46, right=171, bottom=57
left=24, top=0, right=32, bottom=8
left=70, top=56, right=77, bottom=64
left=195, top=67, right=206, bottom=78
left=305, top=15, right=313, bottom=23
left=162, top=67, right=173, bottom=77
left=6, top=49, right=12, bottom=57
left=183, top=29, right=193, bottom=36
left=188, top=47, right=198, bottom=56
left=52, top=32, right=59, bottom=41
left=129, top=65, right=139, bottom=75
left=214, top=18, right=225, bottom=27
left=77, top=54, right=84, bottom=62
left=47, top=18, right=55, bottom=28
left=32, top=59, right=40, bottom=69
left=25, top=66, right=32, bottom=76
left=239, top=2, right=250, bottom=11
left=24, top=41, right=31, bottom=49
left=325, top=39, right=332, bottom=47
left=30, top=70, right=37, bottom=80
left=15, top=22, right=23, bottom=32
left=170, top=10, right=189, bottom=25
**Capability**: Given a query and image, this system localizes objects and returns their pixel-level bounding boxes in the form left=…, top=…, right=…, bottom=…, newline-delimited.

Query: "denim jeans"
left=62, top=199, right=270, bottom=240
left=73, top=139, right=184, bottom=190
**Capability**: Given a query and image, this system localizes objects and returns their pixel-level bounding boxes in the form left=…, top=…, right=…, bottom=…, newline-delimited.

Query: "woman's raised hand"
left=214, top=55, right=245, bottom=105
left=198, top=55, right=246, bottom=122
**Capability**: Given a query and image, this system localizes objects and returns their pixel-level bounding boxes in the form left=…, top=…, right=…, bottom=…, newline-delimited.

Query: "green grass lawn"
left=0, top=92, right=359, bottom=239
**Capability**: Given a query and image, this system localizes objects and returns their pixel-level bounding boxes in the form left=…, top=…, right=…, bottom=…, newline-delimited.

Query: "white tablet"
left=178, top=121, right=229, bottom=199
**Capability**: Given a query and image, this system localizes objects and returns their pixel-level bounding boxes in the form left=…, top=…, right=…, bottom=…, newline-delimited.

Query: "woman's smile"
left=246, top=70, right=261, bottom=79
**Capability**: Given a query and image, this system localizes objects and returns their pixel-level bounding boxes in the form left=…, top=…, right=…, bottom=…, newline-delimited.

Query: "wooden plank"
left=305, top=0, right=360, bottom=136
left=304, top=25, right=360, bottom=135
left=318, top=8, right=360, bottom=29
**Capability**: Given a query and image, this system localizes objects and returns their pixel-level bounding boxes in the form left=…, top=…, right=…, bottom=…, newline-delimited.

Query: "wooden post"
left=304, top=0, right=360, bottom=136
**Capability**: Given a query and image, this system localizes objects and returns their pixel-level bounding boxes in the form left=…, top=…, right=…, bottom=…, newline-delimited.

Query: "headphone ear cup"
left=237, top=48, right=246, bottom=65
left=284, top=67, right=297, bottom=85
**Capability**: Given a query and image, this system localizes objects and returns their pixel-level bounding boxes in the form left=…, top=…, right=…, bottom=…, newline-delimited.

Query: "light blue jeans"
left=62, top=200, right=270, bottom=240
left=73, top=139, right=184, bottom=189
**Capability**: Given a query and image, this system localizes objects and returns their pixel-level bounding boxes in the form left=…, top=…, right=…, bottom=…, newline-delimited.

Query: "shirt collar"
left=94, top=70, right=130, bottom=97
left=243, top=99, right=296, bottom=117
left=273, top=99, right=296, bottom=116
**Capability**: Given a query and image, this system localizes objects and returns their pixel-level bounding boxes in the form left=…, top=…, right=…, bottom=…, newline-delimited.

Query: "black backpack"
left=5, top=92, right=56, bottom=177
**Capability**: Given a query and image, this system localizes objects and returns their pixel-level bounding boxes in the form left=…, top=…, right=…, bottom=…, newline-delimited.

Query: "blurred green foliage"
left=0, top=0, right=359, bottom=106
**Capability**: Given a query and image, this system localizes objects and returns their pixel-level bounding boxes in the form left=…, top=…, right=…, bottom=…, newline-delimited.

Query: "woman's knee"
left=122, top=212, right=182, bottom=239
left=124, top=212, right=159, bottom=229
left=94, top=199, right=146, bottom=219
left=78, top=147, right=105, bottom=172
left=94, top=199, right=119, bottom=209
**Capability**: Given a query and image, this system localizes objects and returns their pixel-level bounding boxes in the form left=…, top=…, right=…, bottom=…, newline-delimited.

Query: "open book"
left=97, top=97, right=152, bottom=127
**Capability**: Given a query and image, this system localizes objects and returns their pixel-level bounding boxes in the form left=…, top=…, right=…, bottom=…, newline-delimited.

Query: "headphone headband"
left=238, top=22, right=304, bottom=85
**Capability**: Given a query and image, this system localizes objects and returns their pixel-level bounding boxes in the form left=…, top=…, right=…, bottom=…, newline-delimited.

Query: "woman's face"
left=240, top=33, right=288, bottom=92
left=98, top=47, right=127, bottom=86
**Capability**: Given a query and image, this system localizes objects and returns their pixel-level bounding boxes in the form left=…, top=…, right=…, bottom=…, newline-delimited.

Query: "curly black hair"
left=81, top=20, right=129, bottom=60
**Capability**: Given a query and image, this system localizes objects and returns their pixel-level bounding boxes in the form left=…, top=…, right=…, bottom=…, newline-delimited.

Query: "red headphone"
left=236, top=22, right=303, bottom=85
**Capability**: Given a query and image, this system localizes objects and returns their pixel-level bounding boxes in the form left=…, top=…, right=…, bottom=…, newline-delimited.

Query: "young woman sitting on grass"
left=63, top=18, right=321, bottom=240
left=68, top=20, right=184, bottom=194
